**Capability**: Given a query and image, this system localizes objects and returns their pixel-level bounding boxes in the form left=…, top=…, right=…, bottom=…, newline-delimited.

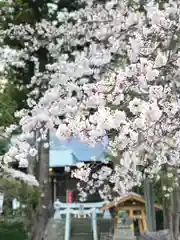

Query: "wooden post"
left=141, top=209, right=148, bottom=232
left=138, top=219, right=143, bottom=233
left=129, top=209, right=133, bottom=219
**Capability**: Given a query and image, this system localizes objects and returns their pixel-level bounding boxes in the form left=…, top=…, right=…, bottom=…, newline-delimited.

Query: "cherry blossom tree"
left=2, top=0, right=180, bottom=236
left=1, top=0, right=180, bottom=192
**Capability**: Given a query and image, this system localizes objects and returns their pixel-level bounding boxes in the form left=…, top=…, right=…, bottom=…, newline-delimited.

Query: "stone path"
left=71, top=218, right=93, bottom=240
left=44, top=217, right=114, bottom=240
left=44, top=218, right=65, bottom=240
left=113, top=224, right=136, bottom=240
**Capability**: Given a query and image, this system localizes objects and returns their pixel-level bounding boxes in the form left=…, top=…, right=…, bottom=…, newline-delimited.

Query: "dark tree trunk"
left=32, top=132, right=50, bottom=240
left=31, top=46, right=49, bottom=240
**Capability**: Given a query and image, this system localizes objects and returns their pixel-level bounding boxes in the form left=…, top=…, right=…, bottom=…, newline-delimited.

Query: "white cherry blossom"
left=1, top=0, right=180, bottom=194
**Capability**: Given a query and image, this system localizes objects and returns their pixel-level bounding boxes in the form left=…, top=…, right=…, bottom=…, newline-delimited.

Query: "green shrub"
left=0, top=220, right=28, bottom=240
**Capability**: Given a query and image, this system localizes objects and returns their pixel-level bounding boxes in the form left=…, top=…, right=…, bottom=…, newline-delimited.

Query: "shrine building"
left=100, top=192, right=162, bottom=235
left=48, top=133, right=109, bottom=204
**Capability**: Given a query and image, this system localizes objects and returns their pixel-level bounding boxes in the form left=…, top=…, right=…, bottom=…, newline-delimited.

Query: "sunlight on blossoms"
left=1, top=0, right=180, bottom=197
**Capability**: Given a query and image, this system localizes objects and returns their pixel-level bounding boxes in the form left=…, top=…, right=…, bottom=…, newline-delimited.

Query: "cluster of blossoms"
left=1, top=0, right=180, bottom=195
left=155, top=167, right=180, bottom=198
left=2, top=166, right=39, bottom=186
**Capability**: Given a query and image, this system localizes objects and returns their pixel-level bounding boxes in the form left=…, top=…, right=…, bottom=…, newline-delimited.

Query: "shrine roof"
left=49, top=132, right=108, bottom=166
left=49, top=149, right=79, bottom=167
left=100, top=192, right=162, bottom=211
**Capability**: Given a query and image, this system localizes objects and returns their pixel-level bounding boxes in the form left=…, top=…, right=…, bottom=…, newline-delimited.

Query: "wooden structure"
left=100, top=192, right=162, bottom=234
